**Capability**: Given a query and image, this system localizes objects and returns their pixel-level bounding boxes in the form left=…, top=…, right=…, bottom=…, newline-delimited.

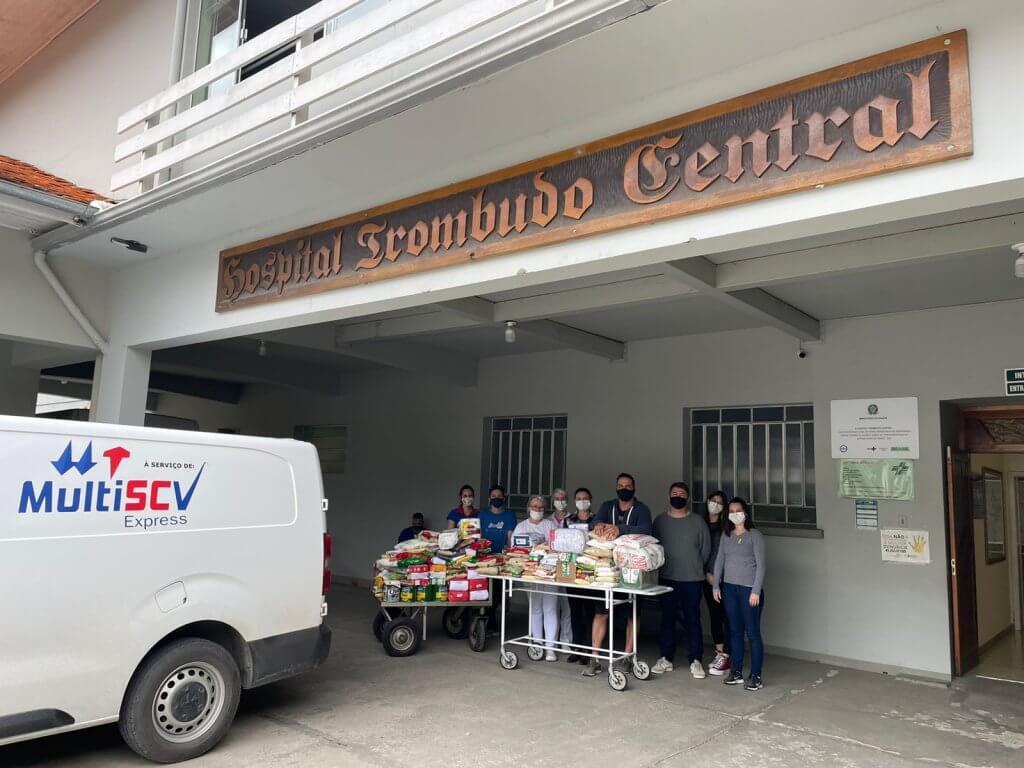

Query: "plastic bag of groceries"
left=548, top=526, right=588, bottom=554
left=613, top=539, right=665, bottom=571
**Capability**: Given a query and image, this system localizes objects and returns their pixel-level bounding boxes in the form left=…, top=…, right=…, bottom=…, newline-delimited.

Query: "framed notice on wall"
left=983, top=467, right=1006, bottom=563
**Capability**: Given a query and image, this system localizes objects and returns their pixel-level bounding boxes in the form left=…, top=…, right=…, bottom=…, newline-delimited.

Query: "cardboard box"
left=448, top=590, right=470, bottom=603
left=556, top=552, right=578, bottom=584
left=449, top=579, right=470, bottom=592
left=468, top=578, right=488, bottom=592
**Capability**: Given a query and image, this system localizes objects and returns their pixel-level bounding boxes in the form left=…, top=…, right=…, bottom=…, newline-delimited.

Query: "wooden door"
left=946, top=446, right=978, bottom=675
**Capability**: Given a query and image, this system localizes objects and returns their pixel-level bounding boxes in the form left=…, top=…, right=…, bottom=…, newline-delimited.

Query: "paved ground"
left=4, top=586, right=1024, bottom=767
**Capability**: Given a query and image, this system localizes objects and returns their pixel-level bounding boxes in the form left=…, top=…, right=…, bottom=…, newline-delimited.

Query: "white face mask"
left=575, top=499, right=591, bottom=512
left=707, top=501, right=723, bottom=516
left=461, top=496, right=475, bottom=507
left=553, top=499, right=567, bottom=512
left=529, top=509, right=544, bottom=522
left=729, top=512, right=746, bottom=526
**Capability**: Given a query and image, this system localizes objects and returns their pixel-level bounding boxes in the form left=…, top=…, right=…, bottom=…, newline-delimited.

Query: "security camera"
left=797, top=349, right=808, bottom=359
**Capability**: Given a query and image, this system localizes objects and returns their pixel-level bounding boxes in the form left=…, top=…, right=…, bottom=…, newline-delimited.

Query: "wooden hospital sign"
left=216, top=31, right=971, bottom=311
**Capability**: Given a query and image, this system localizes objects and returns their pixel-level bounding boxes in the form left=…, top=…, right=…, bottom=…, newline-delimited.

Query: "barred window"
left=688, top=405, right=816, bottom=528
left=294, top=424, right=347, bottom=475
left=485, top=414, right=567, bottom=515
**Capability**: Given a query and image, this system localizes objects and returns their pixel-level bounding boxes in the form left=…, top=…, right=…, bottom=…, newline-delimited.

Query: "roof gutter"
left=30, top=0, right=666, bottom=254
left=0, top=179, right=99, bottom=229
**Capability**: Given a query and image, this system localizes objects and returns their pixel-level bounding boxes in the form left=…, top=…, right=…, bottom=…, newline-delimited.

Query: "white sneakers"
left=652, top=657, right=674, bottom=674
left=690, top=660, right=707, bottom=679
left=545, top=651, right=558, bottom=662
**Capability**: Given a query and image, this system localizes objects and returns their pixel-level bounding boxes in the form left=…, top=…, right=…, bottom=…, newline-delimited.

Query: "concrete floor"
left=4, top=586, right=1024, bottom=768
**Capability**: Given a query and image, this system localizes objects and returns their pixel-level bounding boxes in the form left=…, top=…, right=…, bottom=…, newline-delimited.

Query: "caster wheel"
left=632, top=661, right=651, bottom=680
left=442, top=607, right=470, bottom=639
left=499, top=650, right=519, bottom=670
left=608, top=669, right=628, bottom=691
left=382, top=617, right=420, bottom=657
left=468, top=618, right=487, bottom=653
left=526, top=645, right=545, bottom=662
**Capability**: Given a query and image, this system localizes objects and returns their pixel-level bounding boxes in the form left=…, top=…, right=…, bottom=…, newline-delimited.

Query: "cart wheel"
left=608, top=669, right=628, bottom=691
left=372, top=613, right=387, bottom=642
left=442, top=607, right=470, bottom=639
left=499, top=650, right=519, bottom=670
left=526, top=645, right=545, bottom=662
left=382, top=617, right=420, bottom=657
left=468, top=617, right=487, bottom=653
left=632, top=660, right=651, bottom=680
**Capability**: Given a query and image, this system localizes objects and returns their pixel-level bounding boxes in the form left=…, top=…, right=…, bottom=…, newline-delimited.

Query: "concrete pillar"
left=90, top=342, right=151, bottom=425
left=0, top=340, right=39, bottom=416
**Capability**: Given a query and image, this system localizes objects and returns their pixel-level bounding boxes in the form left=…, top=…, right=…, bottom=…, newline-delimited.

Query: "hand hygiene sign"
left=830, top=397, right=919, bottom=459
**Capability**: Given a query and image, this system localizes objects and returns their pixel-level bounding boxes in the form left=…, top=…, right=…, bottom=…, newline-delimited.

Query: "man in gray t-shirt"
left=652, top=482, right=710, bottom=678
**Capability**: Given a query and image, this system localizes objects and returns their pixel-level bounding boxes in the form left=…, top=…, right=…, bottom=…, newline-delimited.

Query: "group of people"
left=400, top=472, right=766, bottom=691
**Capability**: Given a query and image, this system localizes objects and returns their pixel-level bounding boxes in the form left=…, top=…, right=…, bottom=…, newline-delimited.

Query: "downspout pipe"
left=33, top=250, right=109, bottom=355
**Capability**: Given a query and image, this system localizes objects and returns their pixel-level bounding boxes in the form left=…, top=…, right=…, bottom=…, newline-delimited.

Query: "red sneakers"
left=709, top=652, right=731, bottom=676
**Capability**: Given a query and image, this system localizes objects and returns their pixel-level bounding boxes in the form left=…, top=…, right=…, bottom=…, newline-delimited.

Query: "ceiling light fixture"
left=504, top=321, right=517, bottom=344
left=257, top=339, right=267, bottom=357
left=1013, top=243, right=1024, bottom=279
left=110, top=236, right=148, bottom=253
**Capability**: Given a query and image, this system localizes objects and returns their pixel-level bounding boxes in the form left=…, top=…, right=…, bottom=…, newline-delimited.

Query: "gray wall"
left=163, top=298, right=1024, bottom=679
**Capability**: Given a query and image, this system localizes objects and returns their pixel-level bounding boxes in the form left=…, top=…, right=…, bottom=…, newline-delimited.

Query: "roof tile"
left=0, top=155, right=112, bottom=205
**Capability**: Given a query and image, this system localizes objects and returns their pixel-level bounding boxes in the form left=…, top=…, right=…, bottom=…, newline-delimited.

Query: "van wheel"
left=119, top=638, right=241, bottom=764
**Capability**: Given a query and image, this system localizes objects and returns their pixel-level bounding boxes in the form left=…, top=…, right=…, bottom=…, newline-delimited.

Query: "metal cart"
left=490, top=575, right=670, bottom=690
left=372, top=598, right=492, bottom=657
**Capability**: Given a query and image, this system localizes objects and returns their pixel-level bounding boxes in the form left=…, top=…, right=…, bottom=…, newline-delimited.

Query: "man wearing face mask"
left=480, top=485, right=517, bottom=631
left=398, top=512, right=426, bottom=543
left=583, top=473, right=652, bottom=677
left=651, top=482, right=710, bottom=679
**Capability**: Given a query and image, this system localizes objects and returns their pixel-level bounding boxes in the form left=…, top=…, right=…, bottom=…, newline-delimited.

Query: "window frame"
left=482, top=414, right=568, bottom=517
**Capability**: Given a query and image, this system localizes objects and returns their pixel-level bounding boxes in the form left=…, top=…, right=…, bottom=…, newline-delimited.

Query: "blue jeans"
left=723, top=583, right=764, bottom=677
left=659, top=579, right=704, bottom=664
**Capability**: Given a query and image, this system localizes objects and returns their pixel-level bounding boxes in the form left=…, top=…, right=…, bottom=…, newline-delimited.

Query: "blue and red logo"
left=19, top=442, right=204, bottom=523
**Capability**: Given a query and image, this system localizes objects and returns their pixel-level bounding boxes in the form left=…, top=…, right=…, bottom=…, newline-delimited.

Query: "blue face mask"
left=490, top=497, right=505, bottom=509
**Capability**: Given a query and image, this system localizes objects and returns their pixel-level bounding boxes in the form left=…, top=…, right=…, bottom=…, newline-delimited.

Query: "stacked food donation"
left=373, top=518, right=497, bottom=603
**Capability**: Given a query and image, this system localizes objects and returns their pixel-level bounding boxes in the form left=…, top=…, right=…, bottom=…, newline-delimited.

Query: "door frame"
left=945, top=444, right=979, bottom=675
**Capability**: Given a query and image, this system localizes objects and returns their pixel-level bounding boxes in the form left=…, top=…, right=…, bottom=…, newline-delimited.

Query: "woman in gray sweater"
left=712, top=497, right=766, bottom=691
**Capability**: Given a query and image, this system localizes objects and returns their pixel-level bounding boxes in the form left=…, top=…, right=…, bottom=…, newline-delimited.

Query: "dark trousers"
left=567, top=587, right=594, bottom=650
left=723, top=583, right=764, bottom=677
left=658, top=579, right=704, bottom=664
left=702, top=580, right=729, bottom=651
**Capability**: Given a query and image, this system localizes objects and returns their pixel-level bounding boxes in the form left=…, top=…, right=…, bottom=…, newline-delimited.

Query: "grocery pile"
left=373, top=518, right=498, bottom=604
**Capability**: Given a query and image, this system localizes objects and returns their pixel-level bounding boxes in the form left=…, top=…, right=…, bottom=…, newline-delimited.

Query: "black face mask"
left=490, top=497, right=505, bottom=509
left=412, top=524, right=424, bottom=531
left=616, top=488, right=635, bottom=502
left=669, top=497, right=688, bottom=509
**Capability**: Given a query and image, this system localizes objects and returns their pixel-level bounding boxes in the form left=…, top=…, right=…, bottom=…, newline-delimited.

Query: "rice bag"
left=548, top=527, right=587, bottom=554
left=613, top=541, right=665, bottom=571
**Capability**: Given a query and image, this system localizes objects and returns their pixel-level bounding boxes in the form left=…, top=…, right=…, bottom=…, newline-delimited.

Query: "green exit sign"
left=1007, top=368, right=1024, bottom=396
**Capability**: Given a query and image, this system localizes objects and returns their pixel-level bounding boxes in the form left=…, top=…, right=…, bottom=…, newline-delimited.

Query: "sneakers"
left=582, top=659, right=602, bottom=677
left=612, top=658, right=630, bottom=675
left=744, top=675, right=763, bottom=691
left=723, top=670, right=744, bottom=685
left=545, top=651, right=558, bottom=662
left=651, top=657, right=674, bottom=675
left=709, top=652, right=731, bottom=676
left=689, top=660, right=706, bottom=679
left=565, top=654, right=581, bottom=664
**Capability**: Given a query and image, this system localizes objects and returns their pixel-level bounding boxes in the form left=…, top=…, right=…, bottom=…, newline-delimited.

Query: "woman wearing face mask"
left=446, top=485, right=478, bottom=529
left=703, top=491, right=731, bottom=676
left=713, top=497, right=766, bottom=691
left=549, top=488, right=574, bottom=658
left=513, top=496, right=560, bottom=661
left=565, top=487, right=595, bottom=663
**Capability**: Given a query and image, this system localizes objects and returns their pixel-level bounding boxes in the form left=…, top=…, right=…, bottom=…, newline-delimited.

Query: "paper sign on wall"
left=830, top=397, right=919, bottom=459
left=880, top=528, right=930, bottom=564
left=855, top=499, right=879, bottom=530
left=839, top=459, right=914, bottom=500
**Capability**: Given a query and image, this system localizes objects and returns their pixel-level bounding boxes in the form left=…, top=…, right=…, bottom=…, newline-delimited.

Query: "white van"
left=0, top=416, right=332, bottom=763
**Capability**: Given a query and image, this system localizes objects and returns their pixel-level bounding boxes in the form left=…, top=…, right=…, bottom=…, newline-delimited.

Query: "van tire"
left=119, top=638, right=241, bottom=764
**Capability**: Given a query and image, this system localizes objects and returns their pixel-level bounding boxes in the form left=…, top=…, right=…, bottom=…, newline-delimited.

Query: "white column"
left=0, top=340, right=39, bottom=416
left=90, top=342, right=151, bottom=426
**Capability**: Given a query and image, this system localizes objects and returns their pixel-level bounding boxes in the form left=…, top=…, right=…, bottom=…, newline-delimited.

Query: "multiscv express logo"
left=18, top=441, right=205, bottom=530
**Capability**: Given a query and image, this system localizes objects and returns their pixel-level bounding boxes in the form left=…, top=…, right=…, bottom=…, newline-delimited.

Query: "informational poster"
left=880, top=528, right=931, bottom=564
left=855, top=499, right=879, bottom=530
left=839, top=459, right=914, bottom=500
left=830, top=397, right=919, bottom=459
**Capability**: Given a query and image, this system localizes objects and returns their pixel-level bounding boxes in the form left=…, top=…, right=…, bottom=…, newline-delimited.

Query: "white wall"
left=0, top=228, right=107, bottom=351
left=186, top=298, right=1024, bottom=679
left=0, top=0, right=176, bottom=197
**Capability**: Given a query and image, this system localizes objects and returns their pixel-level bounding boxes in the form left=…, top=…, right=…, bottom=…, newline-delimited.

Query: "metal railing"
left=111, top=0, right=663, bottom=196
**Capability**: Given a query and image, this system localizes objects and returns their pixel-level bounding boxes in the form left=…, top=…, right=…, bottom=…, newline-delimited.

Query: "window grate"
left=689, top=405, right=815, bottom=528
left=485, top=414, right=567, bottom=516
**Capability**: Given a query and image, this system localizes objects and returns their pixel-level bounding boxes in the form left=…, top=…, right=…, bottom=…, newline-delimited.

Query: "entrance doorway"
left=943, top=401, right=1024, bottom=681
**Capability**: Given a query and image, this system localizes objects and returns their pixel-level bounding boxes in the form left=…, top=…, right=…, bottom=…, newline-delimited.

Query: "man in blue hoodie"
left=583, top=472, right=653, bottom=677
